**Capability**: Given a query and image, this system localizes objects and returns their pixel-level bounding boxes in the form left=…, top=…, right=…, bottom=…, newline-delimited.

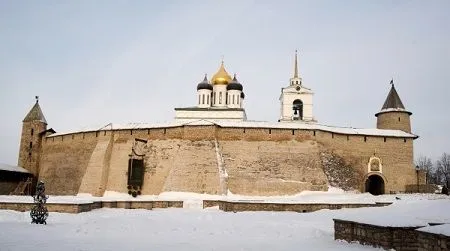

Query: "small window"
left=404, top=138, right=407, bottom=143
left=313, top=131, right=316, bottom=136
left=198, top=95, right=200, bottom=105
left=96, top=131, right=99, bottom=137
left=72, top=134, right=74, bottom=140
left=243, top=128, right=246, bottom=133
left=31, top=129, right=34, bottom=136
left=347, top=135, right=349, bottom=141
left=332, top=133, right=334, bottom=139
left=29, top=142, right=32, bottom=149
left=202, top=94, right=205, bottom=104
left=163, top=128, right=166, bottom=134
left=207, top=95, right=210, bottom=104
left=292, top=130, right=295, bottom=135
left=269, top=129, right=272, bottom=134
left=384, top=137, right=386, bottom=142
left=398, top=117, right=401, bottom=122
left=104, top=131, right=107, bottom=136
left=237, top=95, right=240, bottom=105
left=233, top=95, right=235, bottom=104
left=364, top=136, right=367, bottom=142
left=130, top=130, right=133, bottom=135
left=219, top=92, right=222, bottom=104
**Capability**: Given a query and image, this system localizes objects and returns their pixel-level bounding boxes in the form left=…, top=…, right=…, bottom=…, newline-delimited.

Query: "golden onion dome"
left=211, top=61, right=232, bottom=85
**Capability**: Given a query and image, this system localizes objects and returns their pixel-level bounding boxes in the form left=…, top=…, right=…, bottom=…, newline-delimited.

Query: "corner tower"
left=18, top=97, right=48, bottom=176
left=375, top=81, right=412, bottom=133
left=279, top=51, right=315, bottom=122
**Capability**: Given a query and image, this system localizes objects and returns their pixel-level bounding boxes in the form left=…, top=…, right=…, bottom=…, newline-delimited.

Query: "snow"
left=1, top=194, right=449, bottom=250
left=417, top=223, right=450, bottom=236
left=0, top=163, right=30, bottom=174
left=47, top=119, right=417, bottom=138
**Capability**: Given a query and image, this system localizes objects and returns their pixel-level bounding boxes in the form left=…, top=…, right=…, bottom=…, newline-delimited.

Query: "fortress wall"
left=37, top=125, right=416, bottom=195
left=219, top=140, right=327, bottom=195
left=314, top=130, right=415, bottom=193
left=39, top=131, right=108, bottom=195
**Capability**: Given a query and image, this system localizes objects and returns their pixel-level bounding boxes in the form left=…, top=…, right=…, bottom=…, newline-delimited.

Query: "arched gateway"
left=365, top=174, right=385, bottom=195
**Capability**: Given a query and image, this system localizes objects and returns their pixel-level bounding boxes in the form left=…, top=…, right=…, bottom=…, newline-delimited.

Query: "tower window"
left=31, top=129, right=34, bottom=136
left=364, top=136, right=367, bottom=142
left=384, top=137, right=386, bottom=142
left=202, top=94, right=205, bottom=104
left=198, top=95, right=200, bottom=105
left=237, top=95, right=240, bottom=105
left=292, top=99, right=303, bottom=120
left=398, top=117, right=401, bottom=122
left=219, top=92, right=222, bottom=104
left=233, top=95, right=235, bottom=104
left=226, top=93, right=228, bottom=104
left=207, top=95, right=210, bottom=104
left=403, top=138, right=407, bottom=143
left=269, top=129, right=272, bottom=134
left=313, top=130, right=316, bottom=136
left=29, top=142, right=32, bottom=150
left=292, top=130, right=295, bottom=135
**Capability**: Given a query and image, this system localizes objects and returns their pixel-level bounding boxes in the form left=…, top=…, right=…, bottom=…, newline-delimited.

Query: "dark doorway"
left=292, top=99, right=303, bottom=120
left=365, top=175, right=385, bottom=195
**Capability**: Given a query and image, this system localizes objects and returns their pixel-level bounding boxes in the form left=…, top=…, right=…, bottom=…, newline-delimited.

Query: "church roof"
left=381, top=83, right=405, bottom=110
left=23, top=99, right=47, bottom=124
left=211, top=61, right=232, bottom=85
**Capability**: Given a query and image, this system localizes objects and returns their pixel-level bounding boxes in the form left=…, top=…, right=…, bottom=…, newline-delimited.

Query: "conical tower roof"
left=376, top=81, right=411, bottom=116
left=381, top=83, right=405, bottom=110
left=23, top=97, right=47, bottom=124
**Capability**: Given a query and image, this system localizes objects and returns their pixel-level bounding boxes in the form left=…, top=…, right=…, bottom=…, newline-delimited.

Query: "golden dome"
left=211, top=61, right=232, bottom=85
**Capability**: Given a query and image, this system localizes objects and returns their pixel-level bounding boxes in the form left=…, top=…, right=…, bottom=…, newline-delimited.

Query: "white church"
left=174, top=51, right=314, bottom=123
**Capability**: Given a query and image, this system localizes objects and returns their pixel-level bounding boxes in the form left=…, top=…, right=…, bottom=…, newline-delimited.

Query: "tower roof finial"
left=294, top=50, right=299, bottom=78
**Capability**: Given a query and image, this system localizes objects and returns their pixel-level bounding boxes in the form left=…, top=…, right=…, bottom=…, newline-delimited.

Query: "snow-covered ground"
left=0, top=193, right=449, bottom=251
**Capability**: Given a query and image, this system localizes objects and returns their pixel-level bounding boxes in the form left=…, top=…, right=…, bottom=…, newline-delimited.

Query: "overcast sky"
left=1, top=0, right=449, bottom=165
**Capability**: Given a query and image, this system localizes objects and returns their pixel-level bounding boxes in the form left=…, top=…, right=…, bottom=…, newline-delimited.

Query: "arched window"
left=202, top=94, right=205, bottom=104
left=232, top=95, right=235, bottom=104
left=237, top=95, right=239, bottom=105
left=207, top=95, right=210, bottom=105
left=292, top=99, right=303, bottom=120
left=198, top=95, right=201, bottom=105
left=219, top=92, right=222, bottom=104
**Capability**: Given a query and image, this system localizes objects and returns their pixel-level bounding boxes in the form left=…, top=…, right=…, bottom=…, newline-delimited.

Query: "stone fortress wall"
left=37, top=124, right=418, bottom=196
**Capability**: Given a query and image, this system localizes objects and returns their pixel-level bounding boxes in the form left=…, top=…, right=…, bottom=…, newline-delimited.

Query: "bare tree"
left=415, top=155, right=434, bottom=184
left=436, top=153, right=450, bottom=187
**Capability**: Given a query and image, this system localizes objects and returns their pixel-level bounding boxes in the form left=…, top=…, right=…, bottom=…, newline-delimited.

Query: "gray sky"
left=1, top=0, right=449, bottom=165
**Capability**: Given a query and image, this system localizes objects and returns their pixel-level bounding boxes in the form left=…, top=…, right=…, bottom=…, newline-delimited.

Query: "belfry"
left=279, top=51, right=315, bottom=122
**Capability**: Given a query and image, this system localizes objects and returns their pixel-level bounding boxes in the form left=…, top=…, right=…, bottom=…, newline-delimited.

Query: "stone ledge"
left=203, top=200, right=392, bottom=212
left=334, top=219, right=450, bottom=250
left=0, top=200, right=183, bottom=213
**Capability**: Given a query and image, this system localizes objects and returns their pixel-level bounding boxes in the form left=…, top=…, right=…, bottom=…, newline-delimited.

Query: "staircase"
left=10, top=177, right=33, bottom=195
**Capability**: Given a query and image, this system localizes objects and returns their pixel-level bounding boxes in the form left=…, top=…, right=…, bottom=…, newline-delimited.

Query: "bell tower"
left=279, top=51, right=315, bottom=122
left=18, top=96, right=48, bottom=176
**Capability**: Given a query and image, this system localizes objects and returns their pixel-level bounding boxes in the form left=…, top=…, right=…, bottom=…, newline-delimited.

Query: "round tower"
left=375, top=81, right=412, bottom=133
left=226, top=74, right=243, bottom=109
left=196, top=74, right=213, bottom=108
left=18, top=97, right=48, bottom=176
